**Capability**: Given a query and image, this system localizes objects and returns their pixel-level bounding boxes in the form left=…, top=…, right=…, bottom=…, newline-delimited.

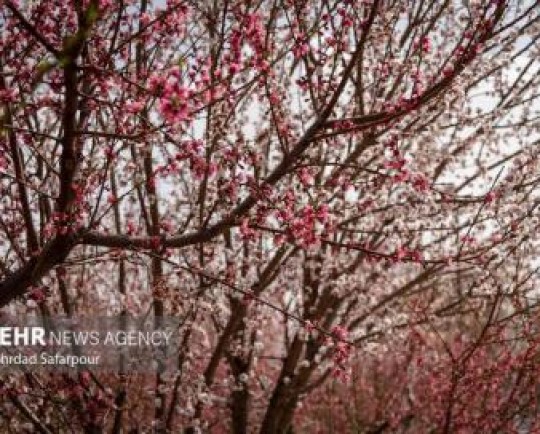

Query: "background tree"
left=1, top=0, right=540, bottom=432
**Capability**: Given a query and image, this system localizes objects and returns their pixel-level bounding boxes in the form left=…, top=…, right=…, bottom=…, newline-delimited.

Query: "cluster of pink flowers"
left=298, top=167, right=314, bottom=186
left=243, top=13, right=269, bottom=73
left=239, top=218, right=256, bottom=240
left=384, top=142, right=430, bottom=193
left=285, top=204, right=330, bottom=248
left=27, top=286, right=47, bottom=306
left=394, top=246, right=423, bottom=263
left=329, top=326, right=351, bottom=380
left=157, top=67, right=192, bottom=124
left=414, top=36, right=431, bottom=53
left=411, top=173, right=430, bottom=193
left=292, top=32, right=310, bottom=59
left=42, top=209, right=85, bottom=238
left=0, top=87, right=18, bottom=103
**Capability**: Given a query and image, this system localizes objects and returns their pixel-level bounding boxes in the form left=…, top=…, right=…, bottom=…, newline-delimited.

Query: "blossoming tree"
left=1, top=0, right=540, bottom=432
